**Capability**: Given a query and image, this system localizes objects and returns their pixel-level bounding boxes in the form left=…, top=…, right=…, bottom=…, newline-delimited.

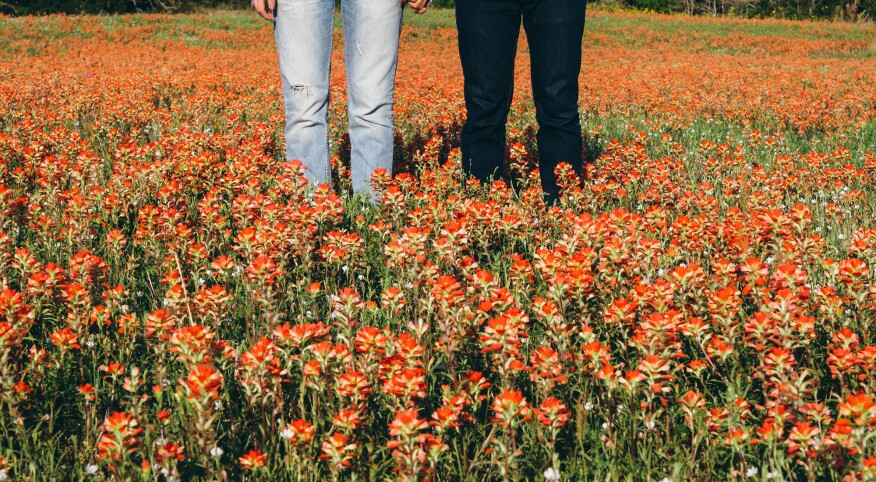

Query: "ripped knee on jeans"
left=290, top=84, right=310, bottom=96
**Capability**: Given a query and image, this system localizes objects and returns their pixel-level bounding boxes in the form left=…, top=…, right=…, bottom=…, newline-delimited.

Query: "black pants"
left=456, top=0, right=586, bottom=203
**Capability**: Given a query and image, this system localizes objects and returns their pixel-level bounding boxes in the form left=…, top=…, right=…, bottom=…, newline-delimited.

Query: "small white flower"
left=645, top=420, right=656, bottom=430
left=657, top=269, right=665, bottom=277
left=85, top=464, right=99, bottom=475
left=357, top=274, right=365, bottom=281
left=601, top=422, right=609, bottom=429
left=617, top=404, right=624, bottom=412
left=584, top=402, right=593, bottom=411
left=154, top=436, right=167, bottom=446
left=765, top=256, right=774, bottom=265
left=86, top=340, right=95, bottom=348
left=214, top=400, right=223, bottom=410
left=0, top=470, right=7, bottom=481
left=280, top=428, right=294, bottom=440
left=210, top=446, right=224, bottom=458
left=766, top=470, right=779, bottom=479
left=198, top=278, right=205, bottom=286
left=660, top=478, right=671, bottom=482
left=746, top=467, right=759, bottom=477
left=342, top=265, right=349, bottom=272
left=543, top=467, right=561, bottom=481
left=838, top=234, right=845, bottom=240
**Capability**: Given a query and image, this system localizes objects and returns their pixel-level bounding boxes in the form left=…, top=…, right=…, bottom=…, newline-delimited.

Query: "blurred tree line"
left=1, top=0, right=871, bottom=20
left=433, top=0, right=871, bottom=18
left=1, top=0, right=231, bottom=15
left=0, top=0, right=261, bottom=15
left=602, top=0, right=873, bottom=19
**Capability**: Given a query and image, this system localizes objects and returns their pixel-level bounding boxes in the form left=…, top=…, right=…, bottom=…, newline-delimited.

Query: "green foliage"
left=627, top=0, right=673, bottom=13
left=0, top=0, right=465, bottom=15
left=0, top=0, right=870, bottom=33
left=0, top=0, right=249, bottom=15
left=605, top=0, right=876, bottom=19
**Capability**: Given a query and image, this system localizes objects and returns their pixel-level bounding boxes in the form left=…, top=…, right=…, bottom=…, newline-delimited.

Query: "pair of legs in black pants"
left=456, top=0, right=586, bottom=204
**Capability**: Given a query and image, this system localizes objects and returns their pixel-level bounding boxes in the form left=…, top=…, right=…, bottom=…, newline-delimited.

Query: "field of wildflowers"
left=1, top=9, right=876, bottom=481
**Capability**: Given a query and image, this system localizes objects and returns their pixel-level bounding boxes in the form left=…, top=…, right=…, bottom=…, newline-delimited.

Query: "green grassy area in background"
left=2, top=8, right=875, bottom=60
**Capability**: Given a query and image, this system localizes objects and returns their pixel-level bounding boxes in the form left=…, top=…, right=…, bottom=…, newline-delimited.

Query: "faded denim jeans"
left=274, top=0, right=403, bottom=200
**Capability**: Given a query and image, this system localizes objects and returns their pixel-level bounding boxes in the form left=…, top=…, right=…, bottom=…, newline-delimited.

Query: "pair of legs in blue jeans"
left=274, top=0, right=402, bottom=199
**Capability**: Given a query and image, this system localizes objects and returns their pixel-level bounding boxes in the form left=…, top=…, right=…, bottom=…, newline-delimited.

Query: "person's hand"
left=252, top=0, right=276, bottom=21
left=404, top=0, right=428, bottom=14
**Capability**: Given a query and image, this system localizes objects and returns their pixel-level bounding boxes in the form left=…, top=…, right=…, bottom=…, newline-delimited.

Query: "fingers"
left=407, top=0, right=427, bottom=13
left=253, top=0, right=273, bottom=21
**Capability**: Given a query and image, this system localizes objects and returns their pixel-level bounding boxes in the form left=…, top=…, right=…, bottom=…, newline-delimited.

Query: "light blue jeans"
left=274, top=0, right=403, bottom=199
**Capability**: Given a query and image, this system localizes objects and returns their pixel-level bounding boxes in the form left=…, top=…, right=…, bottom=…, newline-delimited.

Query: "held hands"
left=403, top=0, right=429, bottom=14
left=252, top=0, right=276, bottom=21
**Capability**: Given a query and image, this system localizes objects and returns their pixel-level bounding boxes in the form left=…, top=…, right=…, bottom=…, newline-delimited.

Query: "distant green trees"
left=1, top=0, right=230, bottom=15
left=618, top=0, right=872, bottom=19
left=1, top=0, right=871, bottom=20
left=427, top=0, right=872, bottom=19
